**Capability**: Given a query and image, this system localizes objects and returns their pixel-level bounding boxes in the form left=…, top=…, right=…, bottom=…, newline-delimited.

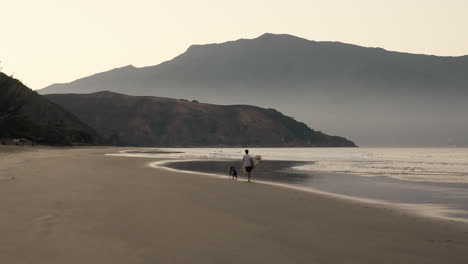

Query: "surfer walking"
left=243, top=149, right=254, bottom=182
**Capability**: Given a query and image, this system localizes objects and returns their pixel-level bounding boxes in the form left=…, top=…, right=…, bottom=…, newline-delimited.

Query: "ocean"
left=109, top=147, right=468, bottom=222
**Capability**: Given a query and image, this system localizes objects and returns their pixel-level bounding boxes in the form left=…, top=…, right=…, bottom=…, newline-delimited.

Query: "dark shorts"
left=245, top=166, right=253, bottom=172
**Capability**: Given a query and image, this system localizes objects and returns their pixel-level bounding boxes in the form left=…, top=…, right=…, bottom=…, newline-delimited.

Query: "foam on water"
left=107, top=147, right=468, bottom=223
left=146, top=158, right=468, bottom=224
left=110, top=147, right=468, bottom=184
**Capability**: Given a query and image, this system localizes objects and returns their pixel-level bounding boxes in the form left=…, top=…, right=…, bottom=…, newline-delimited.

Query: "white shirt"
left=243, top=154, right=253, bottom=167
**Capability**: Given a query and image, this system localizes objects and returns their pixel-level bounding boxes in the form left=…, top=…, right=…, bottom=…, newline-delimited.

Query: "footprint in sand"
left=33, top=213, right=59, bottom=237
left=31, top=202, right=64, bottom=237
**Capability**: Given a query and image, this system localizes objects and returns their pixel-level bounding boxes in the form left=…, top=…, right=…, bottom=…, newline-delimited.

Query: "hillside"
left=0, top=72, right=100, bottom=145
left=38, top=33, right=468, bottom=146
left=45, top=91, right=356, bottom=147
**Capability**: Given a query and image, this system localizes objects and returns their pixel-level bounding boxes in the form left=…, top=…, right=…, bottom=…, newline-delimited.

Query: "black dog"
left=229, top=166, right=238, bottom=180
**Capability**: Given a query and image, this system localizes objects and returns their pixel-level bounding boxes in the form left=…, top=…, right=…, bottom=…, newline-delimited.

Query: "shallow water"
left=109, top=147, right=468, bottom=222
left=114, top=147, right=468, bottom=183
left=166, top=160, right=468, bottom=220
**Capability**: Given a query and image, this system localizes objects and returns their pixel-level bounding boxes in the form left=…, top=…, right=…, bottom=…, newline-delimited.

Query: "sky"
left=1, top=0, right=467, bottom=89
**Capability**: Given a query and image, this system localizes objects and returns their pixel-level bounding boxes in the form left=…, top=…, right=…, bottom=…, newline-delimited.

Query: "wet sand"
left=167, top=160, right=468, bottom=221
left=1, top=146, right=467, bottom=263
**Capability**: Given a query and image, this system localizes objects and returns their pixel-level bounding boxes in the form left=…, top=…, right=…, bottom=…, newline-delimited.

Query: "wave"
left=108, top=147, right=468, bottom=184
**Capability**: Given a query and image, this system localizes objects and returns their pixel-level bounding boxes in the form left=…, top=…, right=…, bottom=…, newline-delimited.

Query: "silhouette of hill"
left=45, top=91, right=356, bottom=147
left=0, top=72, right=100, bottom=145
left=38, top=33, right=468, bottom=146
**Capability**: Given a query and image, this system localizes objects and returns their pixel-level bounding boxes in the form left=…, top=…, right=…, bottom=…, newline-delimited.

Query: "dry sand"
left=0, top=146, right=467, bottom=264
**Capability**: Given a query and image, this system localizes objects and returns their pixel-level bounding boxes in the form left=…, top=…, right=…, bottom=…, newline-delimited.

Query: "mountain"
left=45, top=91, right=356, bottom=147
left=38, top=33, right=468, bottom=146
left=0, top=72, right=100, bottom=145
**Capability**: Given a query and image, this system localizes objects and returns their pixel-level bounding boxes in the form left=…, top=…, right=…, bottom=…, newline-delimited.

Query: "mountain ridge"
left=43, top=33, right=468, bottom=87
left=38, top=33, right=468, bottom=146
left=41, top=33, right=468, bottom=88
left=45, top=91, right=356, bottom=147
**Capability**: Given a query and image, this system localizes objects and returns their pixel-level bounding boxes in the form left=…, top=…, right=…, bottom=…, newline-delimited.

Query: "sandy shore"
left=1, top=146, right=467, bottom=263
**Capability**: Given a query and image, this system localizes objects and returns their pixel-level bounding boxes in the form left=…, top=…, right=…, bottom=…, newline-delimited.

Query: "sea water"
left=109, top=148, right=468, bottom=222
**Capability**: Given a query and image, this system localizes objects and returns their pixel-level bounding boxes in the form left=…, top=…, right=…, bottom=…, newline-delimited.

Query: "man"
left=242, top=149, right=253, bottom=182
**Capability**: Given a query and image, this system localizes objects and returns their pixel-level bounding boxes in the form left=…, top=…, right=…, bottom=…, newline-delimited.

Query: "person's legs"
left=245, top=166, right=253, bottom=182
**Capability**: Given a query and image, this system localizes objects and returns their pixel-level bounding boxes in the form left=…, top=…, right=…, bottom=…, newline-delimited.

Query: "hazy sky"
left=1, top=0, right=467, bottom=89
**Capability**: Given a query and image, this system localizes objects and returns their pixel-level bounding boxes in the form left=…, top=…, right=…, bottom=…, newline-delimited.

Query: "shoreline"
left=149, top=158, right=468, bottom=224
left=2, top=146, right=468, bottom=263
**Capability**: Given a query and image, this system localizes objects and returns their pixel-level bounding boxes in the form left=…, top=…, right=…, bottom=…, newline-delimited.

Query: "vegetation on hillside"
left=0, top=72, right=100, bottom=145
left=46, top=91, right=356, bottom=147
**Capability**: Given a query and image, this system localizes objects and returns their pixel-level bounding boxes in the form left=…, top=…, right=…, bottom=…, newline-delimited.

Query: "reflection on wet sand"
left=167, top=160, right=468, bottom=220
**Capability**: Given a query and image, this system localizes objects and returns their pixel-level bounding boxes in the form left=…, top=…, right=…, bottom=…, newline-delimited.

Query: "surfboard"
left=243, top=155, right=261, bottom=173
left=252, top=155, right=262, bottom=167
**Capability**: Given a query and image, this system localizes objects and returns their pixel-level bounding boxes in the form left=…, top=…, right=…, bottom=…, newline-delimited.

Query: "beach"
left=1, top=146, right=467, bottom=263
